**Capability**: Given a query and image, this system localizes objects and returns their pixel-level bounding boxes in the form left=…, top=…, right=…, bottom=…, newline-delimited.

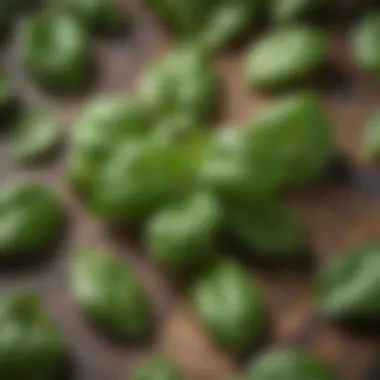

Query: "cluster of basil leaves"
left=0, top=0, right=380, bottom=379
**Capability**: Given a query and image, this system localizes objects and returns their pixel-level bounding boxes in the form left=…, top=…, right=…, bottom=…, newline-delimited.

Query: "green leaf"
left=353, top=12, right=380, bottom=78
left=244, top=92, right=333, bottom=191
left=243, top=348, right=338, bottom=380
left=89, top=137, right=183, bottom=222
left=0, top=70, right=16, bottom=118
left=18, top=12, right=92, bottom=94
left=50, top=0, right=125, bottom=34
left=227, top=198, right=305, bottom=259
left=245, top=25, right=327, bottom=89
left=131, top=356, right=185, bottom=380
left=145, top=0, right=264, bottom=50
left=0, top=181, right=63, bottom=260
left=0, top=292, right=66, bottom=380
left=362, top=109, right=380, bottom=161
left=198, top=127, right=257, bottom=199
left=68, top=97, right=152, bottom=195
left=271, top=0, right=326, bottom=24
left=200, top=94, right=332, bottom=199
left=139, top=46, right=220, bottom=122
left=146, top=192, right=222, bottom=274
left=71, top=249, right=152, bottom=338
left=11, top=108, right=61, bottom=164
left=72, top=97, right=152, bottom=149
left=192, top=261, right=266, bottom=354
left=318, top=243, right=380, bottom=323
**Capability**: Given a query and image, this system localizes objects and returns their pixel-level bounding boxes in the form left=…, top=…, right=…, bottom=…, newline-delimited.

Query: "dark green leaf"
left=0, top=292, right=66, bottom=380
left=146, top=192, right=222, bottom=274
left=18, top=13, right=92, bottom=93
left=0, top=181, right=63, bottom=259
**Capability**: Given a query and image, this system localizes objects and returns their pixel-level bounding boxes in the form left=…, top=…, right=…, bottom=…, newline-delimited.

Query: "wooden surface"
left=0, top=1, right=380, bottom=379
